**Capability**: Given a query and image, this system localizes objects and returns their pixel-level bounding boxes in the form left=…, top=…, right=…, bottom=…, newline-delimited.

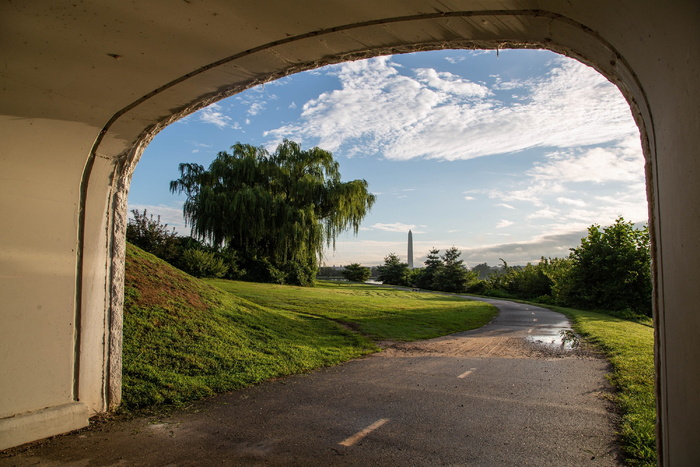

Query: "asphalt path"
left=1, top=296, right=622, bottom=466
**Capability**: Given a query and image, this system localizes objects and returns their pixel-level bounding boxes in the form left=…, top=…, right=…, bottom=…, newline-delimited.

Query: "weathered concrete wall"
left=0, top=1, right=698, bottom=463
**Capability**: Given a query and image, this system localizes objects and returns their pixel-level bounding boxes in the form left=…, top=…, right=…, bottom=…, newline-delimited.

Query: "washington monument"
left=408, top=230, right=414, bottom=269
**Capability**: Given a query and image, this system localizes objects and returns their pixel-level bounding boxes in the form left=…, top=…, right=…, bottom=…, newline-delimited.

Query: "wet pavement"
left=0, top=296, right=621, bottom=466
left=463, top=295, right=579, bottom=350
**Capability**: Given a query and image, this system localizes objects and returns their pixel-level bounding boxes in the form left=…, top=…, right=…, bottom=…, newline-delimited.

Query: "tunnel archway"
left=2, top=3, right=698, bottom=463
left=96, top=6, right=655, bottom=413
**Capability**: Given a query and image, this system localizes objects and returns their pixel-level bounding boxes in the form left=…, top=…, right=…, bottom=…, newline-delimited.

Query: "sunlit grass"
left=207, top=279, right=497, bottom=342
left=122, top=245, right=496, bottom=413
left=122, top=246, right=375, bottom=411
left=549, top=305, right=656, bottom=466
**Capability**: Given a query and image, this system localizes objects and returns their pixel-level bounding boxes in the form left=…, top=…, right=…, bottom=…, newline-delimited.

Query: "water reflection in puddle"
left=526, top=330, right=579, bottom=350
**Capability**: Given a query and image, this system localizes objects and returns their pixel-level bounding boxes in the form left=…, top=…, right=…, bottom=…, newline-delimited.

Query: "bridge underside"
left=0, top=1, right=698, bottom=463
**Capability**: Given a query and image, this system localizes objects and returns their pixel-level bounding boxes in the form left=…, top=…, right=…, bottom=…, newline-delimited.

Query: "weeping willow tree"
left=170, top=140, right=375, bottom=282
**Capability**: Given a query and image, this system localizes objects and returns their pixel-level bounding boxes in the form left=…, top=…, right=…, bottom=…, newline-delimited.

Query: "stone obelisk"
left=408, top=230, right=414, bottom=269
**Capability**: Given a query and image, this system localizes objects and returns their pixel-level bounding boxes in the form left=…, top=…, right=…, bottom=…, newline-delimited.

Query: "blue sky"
left=129, top=49, right=647, bottom=267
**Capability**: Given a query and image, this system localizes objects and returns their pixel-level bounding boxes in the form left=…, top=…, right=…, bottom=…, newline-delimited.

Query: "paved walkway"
left=1, top=298, right=621, bottom=466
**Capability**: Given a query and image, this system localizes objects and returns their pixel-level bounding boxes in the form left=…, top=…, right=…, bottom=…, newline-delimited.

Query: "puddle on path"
left=526, top=330, right=580, bottom=351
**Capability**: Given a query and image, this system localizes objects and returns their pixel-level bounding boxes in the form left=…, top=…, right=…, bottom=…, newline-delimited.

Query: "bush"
left=377, top=253, right=410, bottom=286
left=242, top=257, right=286, bottom=284
left=566, top=218, right=652, bottom=316
left=466, top=279, right=487, bottom=294
left=180, top=249, right=229, bottom=278
left=126, top=209, right=180, bottom=263
left=342, top=263, right=371, bottom=282
left=280, top=260, right=317, bottom=286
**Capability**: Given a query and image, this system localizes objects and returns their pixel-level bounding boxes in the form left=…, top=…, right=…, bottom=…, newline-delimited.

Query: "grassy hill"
left=122, top=244, right=377, bottom=410
left=122, top=244, right=496, bottom=411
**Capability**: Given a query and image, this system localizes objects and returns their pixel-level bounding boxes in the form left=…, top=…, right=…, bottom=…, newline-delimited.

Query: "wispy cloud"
left=496, top=220, right=514, bottom=229
left=371, top=222, right=418, bottom=232
left=460, top=230, right=589, bottom=265
left=486, top=134, right=647, bottom=229
left=528, top=137, right=643, bottom=184
left=557, top=197, right=587, bottom=207
left=198, top=103, right=232, bottom=129
left=266, top=55, right=638, bottom=162
left=444, top=56, right=466, bottom=64
left=248, top=101, right=265, bottom=116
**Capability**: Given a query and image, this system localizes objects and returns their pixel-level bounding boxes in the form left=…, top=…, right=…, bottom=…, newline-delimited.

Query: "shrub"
left=566, top=218, right=652, bottom=316
left=377, top=253, right=410, bottom=286
left=342, top=263, right=371, bottom=282
left=242, top=257, right=286, bottom=284
left=126, top=209, right=180, bottom=263
left=280, top=260, right=317, bottom=286
left=180, top=249, right=229, bottom=278
left=466, top=279, right=487, bottom=294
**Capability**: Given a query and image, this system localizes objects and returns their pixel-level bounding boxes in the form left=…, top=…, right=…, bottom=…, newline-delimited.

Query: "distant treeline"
left=367, top=217, right=651, bottom=319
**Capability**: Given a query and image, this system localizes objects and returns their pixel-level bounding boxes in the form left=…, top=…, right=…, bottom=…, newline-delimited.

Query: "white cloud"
left=128, top=203, right=186, bottom=232
left=266, top=55, right=639, bottom=162
left=528, top=139, right=644, bottom=184
left=496, top=220, right=514, bottom=229
left=557, top=197, right=587, bottom=207
left=248, top=101, right=265, bottom=116
left=460, top=230, right=588, bottom=265
left=444, top=56, right=466, bottom=64
left=370, top=222, right=423, bottom=233
left=197, top=103, right=232, bottom=129
left=497, top=203, right=516, bottom=209
left=527, top=208, right=558, bottom=219
left=414, top=68, right=490, bottom=97
left=464, top=196, right=476, bottom=201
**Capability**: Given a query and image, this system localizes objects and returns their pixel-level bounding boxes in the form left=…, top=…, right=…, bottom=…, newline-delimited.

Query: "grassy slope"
left=207, top=279, right=497, bottom=341
left=122, top=244, right=375, bottom=410
left=123, top=244, right=496, bottom=411
left=548, top=305, right=656, bottom=466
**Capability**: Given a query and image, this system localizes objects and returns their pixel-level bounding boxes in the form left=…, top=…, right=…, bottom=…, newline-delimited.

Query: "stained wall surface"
left=0, top=1, right=698, bottom=463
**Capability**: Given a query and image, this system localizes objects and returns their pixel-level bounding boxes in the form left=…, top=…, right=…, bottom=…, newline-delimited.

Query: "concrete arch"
left=1, top=2, right=697, bottom=464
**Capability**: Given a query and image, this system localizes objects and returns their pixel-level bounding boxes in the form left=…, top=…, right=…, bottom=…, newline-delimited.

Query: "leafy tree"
left=377, top=253, right=410, bottom=286
left=512, top=259, right=553, bottom=300
left=543, top=257, right=575, bottom=305
left=416, top=248, right=442, bottom=289
left=170, top=140, right=375, bottom=284
left=432, top=247, right=473, bottom=293
left=566, top=217, right=652, bottom=316
left=126, top=209, right=180, bottom=263
left=180, top=249, right=229, bottom=278
left=471, top=262, right=495, bottom=280
left=342, top=263, right=371, bottom=282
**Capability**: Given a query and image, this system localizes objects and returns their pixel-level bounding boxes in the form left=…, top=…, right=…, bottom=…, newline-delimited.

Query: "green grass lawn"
left=548, top=305, right=656, bottom=466
left=207, top=279, right=497, bottom=342
left=122, top=244, right=496, bottom=412
left=123, top=244, right=653, bottom=465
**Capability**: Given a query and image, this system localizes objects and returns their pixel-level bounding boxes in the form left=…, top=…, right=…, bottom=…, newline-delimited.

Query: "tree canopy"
left=170, top=140, right=376, bottom=281
left=566, top=217, right=652, bottom=315
left=342, top=263, right=372, bottom=282
left=377, top=253, right=410, bottom=286
left=468, top=217, right=652, bottom=317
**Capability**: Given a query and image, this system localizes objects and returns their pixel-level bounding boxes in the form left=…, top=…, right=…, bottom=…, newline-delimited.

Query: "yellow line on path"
left=339, top=418, right=390, bottom=447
